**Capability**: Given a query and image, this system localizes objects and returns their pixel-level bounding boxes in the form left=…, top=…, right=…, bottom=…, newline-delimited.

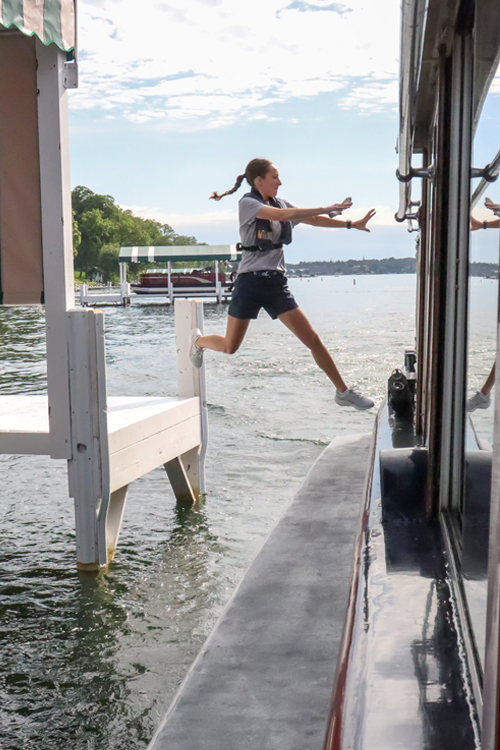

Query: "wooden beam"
left=105, top=485, right=129, bottom=561
left=164, top=456, right=197, bottom=506
left=36, top=39, right=75, bottom=460
left=174, top=299, right=208, bottom=496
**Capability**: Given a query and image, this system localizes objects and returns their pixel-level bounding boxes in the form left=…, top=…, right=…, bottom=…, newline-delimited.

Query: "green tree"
left=72, top=210, right=81, bottom=258
left=98, top=244, right=120, bottom=283
left=72, top=186, right=202, bottom=276
left=77, top=208, right=118, bottom=276
left=154, top=223, right=199, bottom=246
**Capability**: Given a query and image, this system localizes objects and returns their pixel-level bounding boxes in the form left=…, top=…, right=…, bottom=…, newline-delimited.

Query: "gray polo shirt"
left=237, top=194, right=298, bottom=274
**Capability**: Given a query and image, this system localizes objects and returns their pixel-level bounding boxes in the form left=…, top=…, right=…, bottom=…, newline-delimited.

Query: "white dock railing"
left=79, top=282, right=131, bottom=306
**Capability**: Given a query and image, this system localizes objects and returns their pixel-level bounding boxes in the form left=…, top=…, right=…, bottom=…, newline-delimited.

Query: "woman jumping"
left=189, top=158, right=376, bottom=410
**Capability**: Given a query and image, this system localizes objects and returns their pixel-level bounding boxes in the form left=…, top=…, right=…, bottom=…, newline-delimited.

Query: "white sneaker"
left=335, top=388, right=374, bottom=411
left=466, top=390, right=491, bottom=412
left=188, top=328, right=204, bottom=369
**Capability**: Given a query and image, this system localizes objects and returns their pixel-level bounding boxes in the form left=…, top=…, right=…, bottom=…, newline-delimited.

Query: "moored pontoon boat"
left=131, top=267, right=231, bottom=295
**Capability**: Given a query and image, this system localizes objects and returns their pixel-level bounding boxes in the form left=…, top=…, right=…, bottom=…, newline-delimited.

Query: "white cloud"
left=340, top=80, right=398, bottom=113
left=71, top=0, right=400, bottom=128
left=122, top=206, right=237, bottom=228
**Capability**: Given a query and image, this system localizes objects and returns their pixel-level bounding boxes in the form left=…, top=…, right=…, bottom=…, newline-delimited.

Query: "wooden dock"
left=0, top=33, right=209, bottom=570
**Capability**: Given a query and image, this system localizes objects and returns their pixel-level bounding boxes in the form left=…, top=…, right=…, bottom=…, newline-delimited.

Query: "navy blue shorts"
left=228, top=271, right=299, bottom=320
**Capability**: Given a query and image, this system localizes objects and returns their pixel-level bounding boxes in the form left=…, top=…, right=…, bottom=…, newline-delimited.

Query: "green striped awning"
left=0, top=0, right=75, bottom=51
left=119, top=245, right=242, bottom=263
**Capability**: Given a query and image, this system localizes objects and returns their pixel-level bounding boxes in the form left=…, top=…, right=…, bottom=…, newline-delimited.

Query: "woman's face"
left=255, top=164, right=282, bottom=200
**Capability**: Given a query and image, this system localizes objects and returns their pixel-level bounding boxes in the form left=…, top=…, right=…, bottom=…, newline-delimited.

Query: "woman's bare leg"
left=196, top=315, right=251, bottom=355
left=481, top=362, right=496, bottom=395
left=278, top=308, right=347, bottom=392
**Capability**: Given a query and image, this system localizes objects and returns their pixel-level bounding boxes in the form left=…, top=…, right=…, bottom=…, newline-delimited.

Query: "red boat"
left=131, top=268, right=232, bottom=294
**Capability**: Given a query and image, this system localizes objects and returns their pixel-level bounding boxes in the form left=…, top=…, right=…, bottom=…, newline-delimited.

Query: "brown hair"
left=209, top=158, right=272, bottom=201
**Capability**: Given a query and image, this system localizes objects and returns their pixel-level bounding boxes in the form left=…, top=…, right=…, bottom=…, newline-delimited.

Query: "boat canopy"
left=119, top=245, right=242, bottom=264
left=0, top=0, right=75, bottom=51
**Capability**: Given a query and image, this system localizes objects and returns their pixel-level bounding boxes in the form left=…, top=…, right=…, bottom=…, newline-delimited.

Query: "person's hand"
left=353, top=209, right=376, bottom=232
left=485, top=197, right=500, bottom=216
left=327, top=197, right=353, bottom=216
left=470, top=215, right=483, bottom=231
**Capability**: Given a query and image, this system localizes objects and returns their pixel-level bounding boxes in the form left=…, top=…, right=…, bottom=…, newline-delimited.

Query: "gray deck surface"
left=148, top=432, right=372, bottom=750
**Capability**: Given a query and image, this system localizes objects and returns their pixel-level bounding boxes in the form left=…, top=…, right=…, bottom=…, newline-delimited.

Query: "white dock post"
left=80, top=283, right=88, bottom=306
left=168, top=262, right=174, bottom=304
left=119, top=283, right=131, bottom=305
left=215, top=260, right=222, bottom=303
left=119, top=263, right=130, bottom=305
left=67, top=308, right=111, bottom=570
left=165, top=299, right=208, bottom=501
left=36, top=40, right=75, bottom=459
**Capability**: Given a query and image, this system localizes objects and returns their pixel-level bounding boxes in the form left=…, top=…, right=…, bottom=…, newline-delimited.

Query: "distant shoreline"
left=286, top=258, right=498, bottom=279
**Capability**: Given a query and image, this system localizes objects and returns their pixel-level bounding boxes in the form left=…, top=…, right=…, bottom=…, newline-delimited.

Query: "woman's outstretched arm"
left=470, top=215, right=500, bottom=230
left=257, top=197, right=352, bottom=222
left=301, top=208, right=376, bottom=232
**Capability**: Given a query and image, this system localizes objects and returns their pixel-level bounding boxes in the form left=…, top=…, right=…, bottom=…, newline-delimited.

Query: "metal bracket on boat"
left=394, top=201, right=421, bottom=230
left=396, top=165, right=435, bottom=183
left=471, top=164, right=499, bottom=183
left=63, top=61, right=78, bottom=89
left=405, top=202, right=421, bottom=233
left=395, top=164, right=434, bottom=225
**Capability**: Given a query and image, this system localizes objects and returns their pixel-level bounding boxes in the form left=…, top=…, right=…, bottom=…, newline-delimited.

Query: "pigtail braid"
left=209, top=159, right=272, bottom=201
left=209, top=173, right=245, bottom=201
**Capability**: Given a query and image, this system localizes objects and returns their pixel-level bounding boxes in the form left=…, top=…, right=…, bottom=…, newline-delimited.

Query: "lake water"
left=1, top=273, right=492, bottom=750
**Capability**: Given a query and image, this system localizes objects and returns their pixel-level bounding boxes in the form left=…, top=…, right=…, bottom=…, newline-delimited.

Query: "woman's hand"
left=470, top=215, right=483, bottom=231
left=352, top=209, right=376, bottom=232
left=485, top=197, right=500, bottom=216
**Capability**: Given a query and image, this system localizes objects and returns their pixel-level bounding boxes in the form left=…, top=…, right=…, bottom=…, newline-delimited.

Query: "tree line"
left=287, top=257, right=498, bottom=277
left=72, top=186, right=200, bottom=282
left=287, top=258, right=417, bottom=276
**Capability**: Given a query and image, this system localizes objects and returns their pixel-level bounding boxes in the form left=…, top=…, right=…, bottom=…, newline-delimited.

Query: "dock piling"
left=67, top=308, right=110, bottom=569
left=172, top=299, right=208, bottom=500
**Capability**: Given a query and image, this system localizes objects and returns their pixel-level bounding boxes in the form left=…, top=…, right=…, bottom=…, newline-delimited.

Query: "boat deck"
left=148, top=432, right=372, bottom=750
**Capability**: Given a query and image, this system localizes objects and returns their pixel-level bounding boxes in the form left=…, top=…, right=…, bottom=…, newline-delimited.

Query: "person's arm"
left=256, top=197, right=353, bottom=222
left=471, top=215, right=500, bottom=230
left=301, top=208, right=376, bottom=232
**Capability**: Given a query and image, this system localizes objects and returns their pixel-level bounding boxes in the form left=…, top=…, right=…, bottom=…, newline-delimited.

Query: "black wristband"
left=346, top=221, right=352, bottom=229
left=484, top=221, right=488, bottom=229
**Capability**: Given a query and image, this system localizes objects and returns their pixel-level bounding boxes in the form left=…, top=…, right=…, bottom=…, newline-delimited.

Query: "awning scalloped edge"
left=0, top=0, right=75, bottom=52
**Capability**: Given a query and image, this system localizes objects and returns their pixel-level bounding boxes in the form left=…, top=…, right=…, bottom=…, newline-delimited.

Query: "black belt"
left=251, top=270, right=284, bottom=277
left=237, top=243, right=283, bottom=252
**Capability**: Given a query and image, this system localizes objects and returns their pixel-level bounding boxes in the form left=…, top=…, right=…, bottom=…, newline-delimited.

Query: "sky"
left=67, top=0, right=500, bottom=264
